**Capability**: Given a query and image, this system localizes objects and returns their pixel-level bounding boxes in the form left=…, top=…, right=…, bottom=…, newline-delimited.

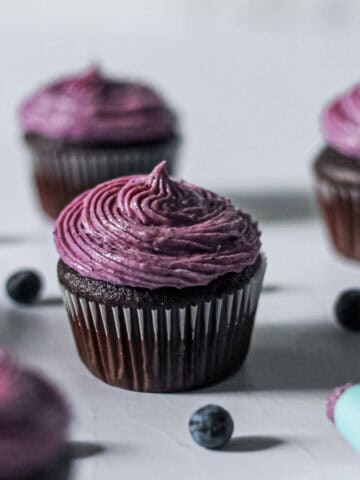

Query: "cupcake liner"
left=60, top=256, right=266, bottom=393
left=27, top=137, right=179, bottom=219
left=315, top=177, right=360, bottom=260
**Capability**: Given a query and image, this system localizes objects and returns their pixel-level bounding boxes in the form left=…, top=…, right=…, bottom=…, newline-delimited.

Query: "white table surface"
left=1, top=1, right=360, bottom=478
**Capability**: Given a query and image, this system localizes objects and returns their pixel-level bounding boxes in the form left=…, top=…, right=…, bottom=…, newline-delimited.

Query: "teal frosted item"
left=334, top=384, right=360, bottom=453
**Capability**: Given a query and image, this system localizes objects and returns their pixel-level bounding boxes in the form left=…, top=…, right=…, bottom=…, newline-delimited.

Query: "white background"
left=1, top=1, right=360, bottom=478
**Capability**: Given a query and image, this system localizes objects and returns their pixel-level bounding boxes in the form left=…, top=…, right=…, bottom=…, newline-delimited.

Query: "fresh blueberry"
left=6, top=270, right=42, bottom=305
left=335, top=289, right=360, bottom=331
left=189, top=404, right=234, bottom=450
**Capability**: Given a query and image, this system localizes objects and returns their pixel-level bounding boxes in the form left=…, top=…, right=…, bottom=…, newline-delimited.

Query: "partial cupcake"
left=0, top=351, right=71, bottom=480
left=314, top=83, right=360, bottom=261
left=55, top=161, right=266, bottom=393
left=19, top=66, right=180, bottom=220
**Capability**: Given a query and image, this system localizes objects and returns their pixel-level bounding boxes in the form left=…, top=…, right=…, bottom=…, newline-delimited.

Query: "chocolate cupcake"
left=0, top=351, right=71, bottom=479
left=314, top=83, right=360, bottom=260
left=19, top=66, right=180, bottom=220
left=55, top=162, right=265, bottom=393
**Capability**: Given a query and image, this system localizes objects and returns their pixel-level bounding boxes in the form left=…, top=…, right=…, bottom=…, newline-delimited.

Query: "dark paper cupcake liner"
left=26, top=136, right=179, bottom=220
left=60, top=256, right=266, bottom=393
left=315, top=177, right=360, bottom=261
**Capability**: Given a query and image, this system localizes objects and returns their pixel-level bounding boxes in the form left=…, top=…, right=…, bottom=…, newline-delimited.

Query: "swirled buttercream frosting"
left=19, top=66, right=177, bottom=143
left=0, top=351, right=70, bottom=477
left=54, top=161, right=261, bottom=289
left=321, top=83, right=360, bottom=157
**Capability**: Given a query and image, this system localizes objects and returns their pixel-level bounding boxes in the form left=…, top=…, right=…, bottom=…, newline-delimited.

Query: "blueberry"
left=335, top=289, right=360, bottom=331
left=189, top=404, right=234, bottom=450
left=6, top=270, right=42, bottom=304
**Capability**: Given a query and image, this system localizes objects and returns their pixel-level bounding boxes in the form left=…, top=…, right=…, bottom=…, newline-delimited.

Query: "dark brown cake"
left=314, top=147, right=360, bottom=260
left=312, top=81, right=360, bottom=261
left=58, top=255, right=261, bottom=309
left=314, top=147, right=360, bottom=186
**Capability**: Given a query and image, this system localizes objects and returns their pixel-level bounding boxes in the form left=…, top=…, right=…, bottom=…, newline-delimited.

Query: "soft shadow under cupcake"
left=225, top=189, right=316, bottom=223
left=198, top=320, right=360, bottom=392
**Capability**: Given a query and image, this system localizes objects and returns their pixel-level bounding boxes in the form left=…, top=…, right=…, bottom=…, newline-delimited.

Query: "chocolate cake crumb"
left=58, top=256, right=262, bottom=309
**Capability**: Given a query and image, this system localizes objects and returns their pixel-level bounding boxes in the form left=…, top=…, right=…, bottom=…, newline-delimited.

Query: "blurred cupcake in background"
left=18, top=66, right=180, bottom=220
left=0, top=351, right=71, bottom=479
left=55, top=161, right=265, bottom=393
left=313, top=83, right=360, bottom=261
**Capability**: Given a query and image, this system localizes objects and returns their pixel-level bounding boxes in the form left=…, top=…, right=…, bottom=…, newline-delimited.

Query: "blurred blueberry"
left=335, top=289, right=360, bottom=331
left=189, top=404, right=234, bottom=450
left=6, top=270, right=42, bottom=305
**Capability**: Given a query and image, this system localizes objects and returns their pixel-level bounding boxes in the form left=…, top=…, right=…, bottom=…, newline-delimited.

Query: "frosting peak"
left=55, top=162, right=261, bottom=289
left=0, top=352, right=70, bottom=477
left=19, top=65, right=177, bottom=143
left=321, top=83, right=360, bottom=157
left=118, top=160, right=221, bottom=228
left=65, top=65, right=102, bottom=87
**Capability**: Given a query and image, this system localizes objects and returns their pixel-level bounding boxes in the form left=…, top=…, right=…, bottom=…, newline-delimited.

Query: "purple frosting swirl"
left=54, top=161, right=261, bottom=289
left=321, top=83, right=360, bottom=157
left=19, top=66, right=177, bottom=143
left=0, top=351, right=70, bottom=477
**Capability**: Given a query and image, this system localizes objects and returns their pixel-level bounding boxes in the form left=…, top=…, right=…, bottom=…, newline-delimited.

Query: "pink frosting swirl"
left=326, top=383, right=352, bottom=423
left=54, top=162, right=261, bottom=289
left=19, top=66, right=177, bottom=143
left=0, top=351, right=70, bottom=477
left=321, top=83, right=360, bottom=157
